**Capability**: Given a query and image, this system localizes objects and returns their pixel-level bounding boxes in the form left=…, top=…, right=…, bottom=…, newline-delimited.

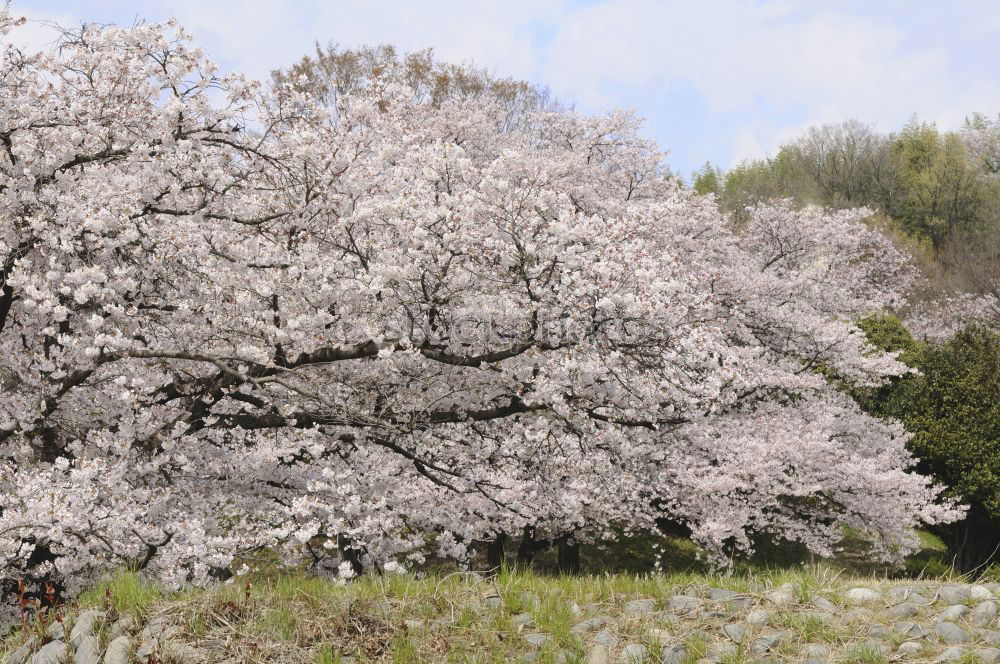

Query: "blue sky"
left=12, top=1, right=1000, bottom=179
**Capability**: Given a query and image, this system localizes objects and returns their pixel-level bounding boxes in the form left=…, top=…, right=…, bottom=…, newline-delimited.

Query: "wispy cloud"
left=12, top=0, right=1000, bottom=175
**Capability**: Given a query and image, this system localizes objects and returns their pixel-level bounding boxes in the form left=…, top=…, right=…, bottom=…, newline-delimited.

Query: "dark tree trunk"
left=557, top=539, right=580, bottom=574
left=936, top=511, right=1000, bottom=577
left=487, top=533, right=507, bottom=571
left=338, top=535, right=365, bottom=577
left=516, top=526, right=537, bottom=566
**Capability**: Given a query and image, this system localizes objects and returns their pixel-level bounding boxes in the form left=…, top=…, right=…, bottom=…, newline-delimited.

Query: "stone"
left=618, top=643, right=648, bottom=663
left=160, top=642, right=206, bottom=663
left=709, top=643, right=738, bottom=660
left=896, top=641, right=924, bottom=658
left=973, top=600, right=999, bottom=627
left=935, top=646, right=967, bottom=662
left=44, top=621, right=65, bottom=641
left=709, top=588, right=743, bottom=602
left=512, top=613, right=535, bottom=629
left=938, top=604, right=970, bottom=622
left=108, top=616, right=135, bottom=641
left=525, top=633, right=551, bottom=647
left=939, top=585, right=971, bottom=605
left=751, top=631, right=787, bottom=654
left=745, top=609, right=770, bottom=625
left=844, top=609, right=870, bottom=622
left=973, top=586, right=998, bottom=601
left=404, top=619, right=424, bottom=630
left=594, top=630, right=618, bottom=646
left=5, top=637, right=38, bottom=664
left=722, top=623, right=745, bottom=643
left=886, top=602, right=920, bottom=618
left=661, top=645, right=687, bottom=664
left=572, top=616, right=612, bottom=634
left=568, top=602, right=583, bottom=617
left=866, top=624, right=891, bottom=638
left=554, top=651, right=579, bottom=664
left=584, top=645, right=610, bottom=664
left=812, top=596, right=837, bottom=611
left=69, top=610, right=105, bottom=649
left=521, top=592, right=541, bottom=610
left=977, top=649, right=1000, bottom=664
left=667, top=596, right=700, bottom=614
left=518, top=655, right=539, bottom=664
left=981, top=629, right=1000, bottom=645
left=894, top=621, right=929, bottom=638
left=763, top=590, right=794, bottom=607
left=845, top=587, right=881, bottom=605
left=803, top=643, right=829, bottom=659
left=907, top=592, right=934, bottom=605
left=936, top=621, right=971, bottom=644
left=74, top=635, right=101, bottom=664
left=624, top=599, right=655, bottom=616
left=29, top=641, right=69, bottom=664
left=646, top=629, right=671, bottom=647
left=485, top=595, right=503, bottom=608
left=889, top=585, right=916, bottom=600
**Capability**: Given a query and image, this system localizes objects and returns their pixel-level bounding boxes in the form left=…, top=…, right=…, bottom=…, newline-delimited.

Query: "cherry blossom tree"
left=0, top=10, right=960, bottom=601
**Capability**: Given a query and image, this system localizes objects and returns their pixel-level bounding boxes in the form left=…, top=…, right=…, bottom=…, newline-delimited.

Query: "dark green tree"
left=858, top=316, right=1000, bottom=574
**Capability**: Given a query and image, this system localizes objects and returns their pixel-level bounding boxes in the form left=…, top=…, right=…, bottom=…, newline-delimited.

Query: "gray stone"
left=646, top=629, right=671, bottom=647
left=518, top=655, right=539, bottom=664
left=44, top=621, right=64, bottom=641
left=866, top=624, right=891, bottom=638
left=709, top=588, right=743, bottom=602
left=584, top=645, right=610, bottom=664
left=939, top=585, right=971, bottom=605
left=745, top=609, right=770, bottom=625
left=74, top=635, right=100, bottom=664
left=844, top=608, right=870, bottom=622
left=618, top=643, right=649, bottom=663
left=103, top=636, right=132, bottom=664
left=936, top=621, right=971, bottom=644
left=661, top=644, right=687, bottom=664
left=894, top=621, right=929, bottom=638
left=803, top=643, right=829, bottom=659
left=525, top=633, right=551, bottom=647
left=973, top=586, right=998, bottom=601
left=29, top=641, right=69, bottom=664
left=889, top=586, right=917, bottom=600
left=981, top=629, right=1000, bottom=645
left=485, top=595, right=503, bottom=608
left=69, top=610, right=104, bottom=649
left=935, top=646, right=966, bottom=662
left=751, top=631, right=787, bottom=654
left=404, top=619, right=424, bottom=630
left=667, top=596, right=700, bottom=614
left=709, top=643, right=738, bottom=660
left=572, top=616, right=612, bottom=634
left=886, top=602, right=920, bottom=618
left=512, top=613, right=535, bottom=629
left=108, top=616, right=135, bottom=641
left=554, top=651, right=579, bottom=664
left=160, top=642, right=206, bottom=663
left=722, top=623, right=744, bottom=643
left=977, top=648, right=1000, bottom=664
left=938, top=604, right=970, bottom=622
left=5, top=637, right=38, bottom=664
left=908, top=592, right=934, bottom=605
left=623, top=599, right=656, bottom=616
left=812, top=596, right=837, bottom=611
left=521, top=592, right=541, bottom=610
left=594, top=630, right=618, bottom=646
left=845, top=587, right=881, bottom=605
left=896, top=641, right=924, bottom=658
left=973, top=601, right=999, bottom=627
left=763, top=590, right=794, bottom=607
left=569, top=602, right=583, bottom=617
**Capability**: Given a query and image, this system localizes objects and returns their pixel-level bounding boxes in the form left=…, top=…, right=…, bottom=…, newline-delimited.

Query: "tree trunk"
left=557, top=539, right=580, bottom=574
left=516, top=526, right=537, bottom=566
left=937, top=511, right=1000, bottom=577
left=487, top=533, right=507, bottom=571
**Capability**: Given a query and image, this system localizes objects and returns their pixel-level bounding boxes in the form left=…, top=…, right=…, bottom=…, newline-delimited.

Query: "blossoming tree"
left=0, top=11, right=959, bottom=596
